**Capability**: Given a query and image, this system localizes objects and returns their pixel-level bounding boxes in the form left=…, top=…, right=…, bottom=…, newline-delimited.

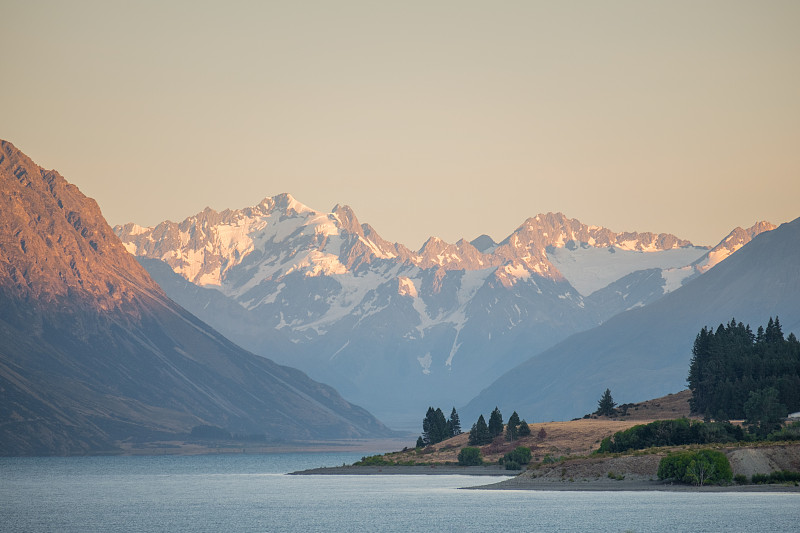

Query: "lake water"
left=2, top=453, right=799, bottom=532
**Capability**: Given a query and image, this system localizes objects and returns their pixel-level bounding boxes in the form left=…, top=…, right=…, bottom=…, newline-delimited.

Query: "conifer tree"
left=448, top=407, right=462, bottom=437
left=518, top=420, right=531, bottom=437
left=488, top=407, right=504, bottom=438
left=422, top=407, right=449, bottom=445
left=506, top=411, right=520, bottom=441
left=468, top=415, right=491, bottom=446
left=596, top=389, right=617, bottom=417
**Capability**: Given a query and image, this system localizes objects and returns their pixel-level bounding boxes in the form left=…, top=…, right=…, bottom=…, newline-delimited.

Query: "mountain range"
left=464, top=217, right=800, bottom=424
left=0, top=141, right=393, bottom=455
left=115, top=194, right=777, bottom=428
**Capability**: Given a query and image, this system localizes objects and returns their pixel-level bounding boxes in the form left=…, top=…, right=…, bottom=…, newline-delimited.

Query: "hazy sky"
left=2, top=1, right=798, bottom=249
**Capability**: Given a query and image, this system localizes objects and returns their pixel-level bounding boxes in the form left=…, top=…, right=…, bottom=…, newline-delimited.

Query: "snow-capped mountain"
left=115, top=195, right=767, bottom=428
left=464, top=217, right=799, bottom=424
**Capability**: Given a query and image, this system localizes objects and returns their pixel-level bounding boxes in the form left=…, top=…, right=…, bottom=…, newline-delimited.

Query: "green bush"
left=768, top=421, right=800, bottom=441
left=752, top=470, right=800, bottom=484
left=503, top=446, right=532, bottom=466
left=596, top=419, right=745, bottom=453
left=505, top=460, right=522, bottom=470
left=734, top=474, right=748, bottom=485
left=657, top=450, right=732, bottom=486
left=458, top=447, right=483, bottom=466
left=354, top=454, right=393, bottom=466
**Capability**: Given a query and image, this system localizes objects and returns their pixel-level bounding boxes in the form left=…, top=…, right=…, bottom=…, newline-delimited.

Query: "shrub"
left=597, top=419, right=745, bottom=453
left=752, top=470, right=800, bottom=484
left=768, top=421, right=800, bottom=441
left=505, top=460, right=522, bottom=470
left=734, top=474, right=748, bottom=485
left=542, top=454, right=560, bottom=464
left=457, top=447, right=483, bottom=466
left=354, top=454, right=393, bottom=466
left=503, top=446, right=532, bottom=466
left=657, top=450, right=732, bottom=486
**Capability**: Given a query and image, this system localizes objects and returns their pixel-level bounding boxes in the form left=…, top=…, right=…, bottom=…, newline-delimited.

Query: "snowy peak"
left=415, top=236, right=491, bottom=270
left=501, top=212, right=694, bottom=253
left=114, top=194, right=411, bottom=291
left=694, top=221, right=777, bottom=273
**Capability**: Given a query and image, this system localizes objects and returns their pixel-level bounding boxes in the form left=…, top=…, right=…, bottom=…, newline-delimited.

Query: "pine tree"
left=422, top=407, right=449, bottom=445
left=596, top=389, right=617, bottom=417
left=488, top=407, right=504, bottom=438
left=518, top=419, right=531, bottom=437
left=416, top=436, right=425, bottom=448
left=448, top=407, right=462, bottom=437
left=468, top=415, right=491, bottom=446
left=506, top=411, right=520, bottom=441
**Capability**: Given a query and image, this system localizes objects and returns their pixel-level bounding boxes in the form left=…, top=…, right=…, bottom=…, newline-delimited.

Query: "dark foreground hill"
left=464, top=217, right=800, bottom=423
left=0, top=140, right=393, bottom=455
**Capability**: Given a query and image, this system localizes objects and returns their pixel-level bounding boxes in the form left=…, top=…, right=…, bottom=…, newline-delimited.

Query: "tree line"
left=415, top=406, right=532, bottom=448
left=687, top=317, right=800, bottom=434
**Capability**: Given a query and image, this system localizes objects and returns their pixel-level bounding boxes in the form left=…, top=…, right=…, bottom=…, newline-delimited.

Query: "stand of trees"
left=416, top=407, right=463, bottom=447
left=687, top=317, right=800, bottom=433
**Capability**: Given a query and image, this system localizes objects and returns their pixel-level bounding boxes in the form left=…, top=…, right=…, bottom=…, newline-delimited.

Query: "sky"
left=2, top=1, right=798, bottom=249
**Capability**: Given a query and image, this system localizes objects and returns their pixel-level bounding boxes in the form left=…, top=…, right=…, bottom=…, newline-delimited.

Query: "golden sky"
left=2, top=1, right=798, bottom=248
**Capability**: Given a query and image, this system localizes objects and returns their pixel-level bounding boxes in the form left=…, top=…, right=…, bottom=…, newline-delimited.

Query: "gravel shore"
left=291, top=464, right=800, bottom=492
left=290, top=464, right=510, bottom=476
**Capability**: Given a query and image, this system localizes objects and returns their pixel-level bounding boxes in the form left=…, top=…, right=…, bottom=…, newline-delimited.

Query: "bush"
left=458, top=447, right=483, bottom=466
left=734, top=474, right=748, bottom=485
left=354, top=454, right=393, bottom=466
left=505, top=460, right=522, bottom=470
left=768, top=421, right=800, bottom=441
left=752, top=470, right=800, bottom=484
left=657, top=450, right=732, bottom=486
left=503, top=446, right=532, bottom=466
left=596, top=419, right=745, bottom=453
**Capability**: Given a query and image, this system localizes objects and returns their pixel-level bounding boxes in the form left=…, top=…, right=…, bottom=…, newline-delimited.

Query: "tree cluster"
left=417, top=407, right=462, bottom=447
left=687, top=317, right=800, bottom=433
left=469, top=407, right=531, bottom=445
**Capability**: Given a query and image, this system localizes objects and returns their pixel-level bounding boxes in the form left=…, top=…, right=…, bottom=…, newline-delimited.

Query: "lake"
left=2, top=453, right=799, bottom=532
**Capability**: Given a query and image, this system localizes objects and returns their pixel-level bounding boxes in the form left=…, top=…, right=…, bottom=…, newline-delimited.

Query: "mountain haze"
left=0, top=141, right=392, bottom=455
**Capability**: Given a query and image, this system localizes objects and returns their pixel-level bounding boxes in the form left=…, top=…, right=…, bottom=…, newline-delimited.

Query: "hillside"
left=0, top=140, right=393, bottom=455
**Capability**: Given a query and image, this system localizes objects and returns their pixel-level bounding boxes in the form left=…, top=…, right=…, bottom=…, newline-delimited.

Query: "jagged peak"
left=419, top=235, right=448, bottom=253
left=331, top=204, right=363, bottom=237
left=745, top=220, right=777, bottom=237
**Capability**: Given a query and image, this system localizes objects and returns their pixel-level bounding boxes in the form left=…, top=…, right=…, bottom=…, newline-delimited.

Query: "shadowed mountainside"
left=0, top=140, right=393, bottom=455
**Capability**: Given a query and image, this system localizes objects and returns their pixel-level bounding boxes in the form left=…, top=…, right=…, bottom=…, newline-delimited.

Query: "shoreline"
left=290, top=464, right=511, bottom=476
left=290, top=464, right=800, bottom=492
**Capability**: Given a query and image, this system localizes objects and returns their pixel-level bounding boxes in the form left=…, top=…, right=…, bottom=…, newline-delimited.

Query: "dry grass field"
left=385, top=390, right=696, bottom=464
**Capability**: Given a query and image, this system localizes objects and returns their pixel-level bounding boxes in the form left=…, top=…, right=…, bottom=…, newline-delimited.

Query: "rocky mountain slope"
left=115, top=195, right=753, bottom=429
left=464, top=217, right=800, bottom=424
left=0, top=141, right=393, bottom=455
